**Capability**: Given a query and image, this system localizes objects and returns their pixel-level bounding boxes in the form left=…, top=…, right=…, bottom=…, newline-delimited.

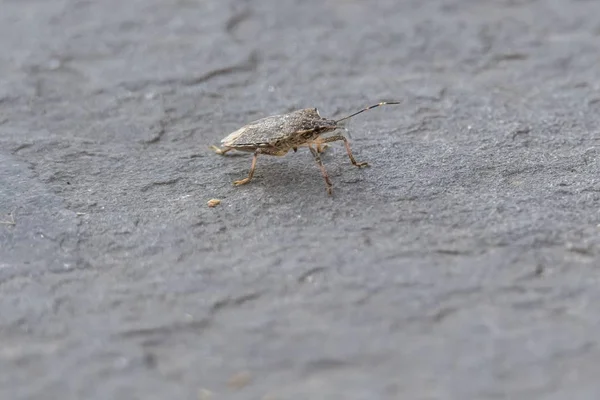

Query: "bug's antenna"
left=335, top=101, right=401, bottom=123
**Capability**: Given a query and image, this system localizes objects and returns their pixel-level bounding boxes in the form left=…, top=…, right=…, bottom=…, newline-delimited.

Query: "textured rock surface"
left=2, top=0, right=600, bottom=399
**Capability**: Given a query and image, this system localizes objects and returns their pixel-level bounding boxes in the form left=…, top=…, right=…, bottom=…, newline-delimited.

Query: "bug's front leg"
left=233, top=150, right=259, bottom=186
left=306, top=138, right=329, bottom=154
left=296, top=142, right=328, bottom=153
left=308, top=145, right=333, bottom=195
left=317, top=135, right=368, bottom=168
left=316, top=143, right=329, bottom=154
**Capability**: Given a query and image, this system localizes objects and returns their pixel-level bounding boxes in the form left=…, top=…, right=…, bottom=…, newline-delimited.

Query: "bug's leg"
left=210, top=145, right=233, bottom=155
left=233, top=150, right=259, bottom=186
left=308, top=137, right=329, bottom=154
left=317, top=135, right=368, bottom=168
left=317, top=144, right=329, bottom=153
left=308, top=145, right=333, bottom=195
left=297, top=141, right=328, bottom=153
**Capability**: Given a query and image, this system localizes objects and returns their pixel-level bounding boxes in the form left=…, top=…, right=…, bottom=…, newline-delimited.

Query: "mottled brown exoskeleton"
left=210, top=102, right=400, bottom=195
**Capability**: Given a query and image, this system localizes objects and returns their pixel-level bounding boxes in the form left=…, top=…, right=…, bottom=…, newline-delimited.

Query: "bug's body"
left=219, top=109, right=337, bottom=155
left=211, top=102, right=399, bottom=195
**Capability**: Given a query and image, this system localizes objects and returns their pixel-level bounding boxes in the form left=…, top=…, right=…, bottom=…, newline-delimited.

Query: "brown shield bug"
left=210, top=101, right=400, bottom=195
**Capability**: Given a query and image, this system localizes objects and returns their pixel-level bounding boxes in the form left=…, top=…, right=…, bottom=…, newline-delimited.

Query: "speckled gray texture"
left=2, top=0, right=600, bottom=399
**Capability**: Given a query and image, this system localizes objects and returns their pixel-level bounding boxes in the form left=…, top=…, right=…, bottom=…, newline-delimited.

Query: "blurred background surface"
left=1, top=0, right=600, bottom=399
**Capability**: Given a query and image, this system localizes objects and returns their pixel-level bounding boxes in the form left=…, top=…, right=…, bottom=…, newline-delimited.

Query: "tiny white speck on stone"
left=48, top=59, right=61, bottom=70
left=198, top=388, right=213, bottom=400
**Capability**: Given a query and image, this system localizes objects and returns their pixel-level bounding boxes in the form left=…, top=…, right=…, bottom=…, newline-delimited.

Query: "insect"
left=210, top=101, right=400, bottom=195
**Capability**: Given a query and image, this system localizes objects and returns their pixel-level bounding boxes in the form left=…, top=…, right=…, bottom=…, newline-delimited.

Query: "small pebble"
left=207, top=199, right=221, bottom=208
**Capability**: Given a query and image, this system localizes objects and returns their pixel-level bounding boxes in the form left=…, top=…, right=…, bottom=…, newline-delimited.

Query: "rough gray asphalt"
left=2, top=0, right=600, bottom=399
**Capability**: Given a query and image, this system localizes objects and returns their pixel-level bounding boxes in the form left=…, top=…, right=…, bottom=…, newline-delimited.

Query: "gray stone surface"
left=2, top=0, right=600, bottom=399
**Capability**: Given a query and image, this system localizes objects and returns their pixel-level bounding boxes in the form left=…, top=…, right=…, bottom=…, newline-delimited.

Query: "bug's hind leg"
left=308, top=145, right=333, bottom=195
left=210, top=145, right=233, bottom=155
left=317, top=135, right=368, bottom=167
left=233, top=150, right=259, bottom=186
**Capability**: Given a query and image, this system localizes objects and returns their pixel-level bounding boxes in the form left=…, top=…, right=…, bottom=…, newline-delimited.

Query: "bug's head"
left=299, top=108, right=337, bottom=128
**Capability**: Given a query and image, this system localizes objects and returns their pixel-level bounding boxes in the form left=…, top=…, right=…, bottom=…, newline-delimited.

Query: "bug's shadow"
left=226, top=151, right=372, bottom=198
left=218, top=151, right=248, bottom=158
